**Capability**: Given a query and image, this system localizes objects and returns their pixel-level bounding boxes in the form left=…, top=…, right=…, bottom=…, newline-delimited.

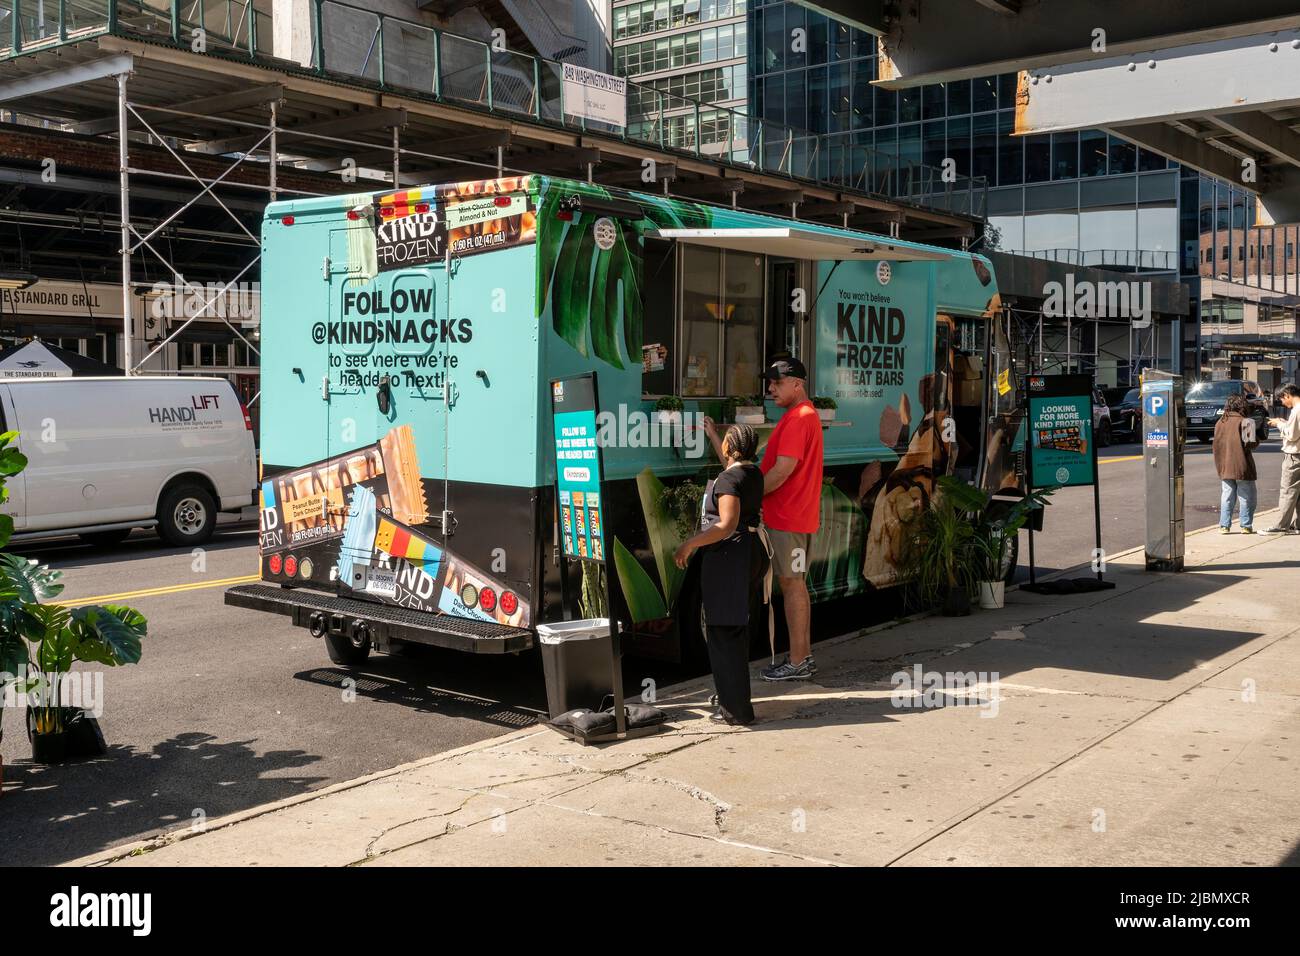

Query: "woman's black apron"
left=698, top=472, right=772, bottom=628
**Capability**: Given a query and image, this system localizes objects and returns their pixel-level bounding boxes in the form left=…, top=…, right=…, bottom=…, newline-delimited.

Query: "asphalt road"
left=1, top=526, right=555, bottom=866
left=2, top=436, right=1289, bottom=863
left=1013, top=435, right=1288, bottom=579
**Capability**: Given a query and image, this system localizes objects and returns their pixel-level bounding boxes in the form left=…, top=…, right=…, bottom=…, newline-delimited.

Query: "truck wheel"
left=324, top=628, right=371, bottom=666
left=157, top=484, right=217, bottom=547
left=1001, top=534, right=1020, bottom=585
left=80, top=529, right=131, bottom=548
left=1097, top=421, right=1112, bottom=448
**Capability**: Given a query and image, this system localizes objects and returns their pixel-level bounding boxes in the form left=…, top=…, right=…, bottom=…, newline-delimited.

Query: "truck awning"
left=646, top=227, right=951, bottom=262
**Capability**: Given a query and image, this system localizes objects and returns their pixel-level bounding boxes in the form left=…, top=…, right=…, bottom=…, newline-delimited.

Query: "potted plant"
left=727, top=395, right=766, bottom=424
left=654, top=395, right=683, bottom=425
left=929, top=475, right=1055, bottom=610
left=897, top=480, right=979, bottom=616
left=0, top=430, right=148, bottom=766
left=813, top=396, right=838, bottom=422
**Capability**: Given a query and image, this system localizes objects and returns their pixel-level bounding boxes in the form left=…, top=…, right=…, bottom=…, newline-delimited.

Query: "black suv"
left=1185, top=380, right=1272, bottom=443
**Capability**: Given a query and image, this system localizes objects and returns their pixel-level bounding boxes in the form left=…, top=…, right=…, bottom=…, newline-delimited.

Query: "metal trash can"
left=537, top=619, right=613, bottom=719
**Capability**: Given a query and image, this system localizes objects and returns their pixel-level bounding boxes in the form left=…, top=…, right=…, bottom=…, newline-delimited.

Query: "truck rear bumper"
left=225, top=583, right=534, bottom=654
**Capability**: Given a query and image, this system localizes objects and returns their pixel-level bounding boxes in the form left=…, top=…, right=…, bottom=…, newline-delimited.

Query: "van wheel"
left=80, top=529, right=131, bottom=548
left=324, top=629, right=371, bottom=666
left=157, top=484, right=217, bottom=546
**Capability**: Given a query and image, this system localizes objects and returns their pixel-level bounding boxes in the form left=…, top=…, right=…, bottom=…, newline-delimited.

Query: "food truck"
left=226, top=175, right=1025, bottom=666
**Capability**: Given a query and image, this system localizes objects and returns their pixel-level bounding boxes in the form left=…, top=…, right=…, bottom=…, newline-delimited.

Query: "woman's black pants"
left=704, top=616, right=755, bottom=724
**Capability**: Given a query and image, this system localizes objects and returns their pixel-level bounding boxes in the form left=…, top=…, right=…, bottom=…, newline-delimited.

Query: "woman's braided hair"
left=724, top=423, right=759, bottom=462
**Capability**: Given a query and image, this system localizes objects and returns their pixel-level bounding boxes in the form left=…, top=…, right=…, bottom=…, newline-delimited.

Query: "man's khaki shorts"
left=766, top=528, right=811, bottom=579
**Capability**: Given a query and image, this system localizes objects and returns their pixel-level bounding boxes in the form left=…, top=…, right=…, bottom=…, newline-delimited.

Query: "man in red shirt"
left=758, top=358, right=823, bottom=681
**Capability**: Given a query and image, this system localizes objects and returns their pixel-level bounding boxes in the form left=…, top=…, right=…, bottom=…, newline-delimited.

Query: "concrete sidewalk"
left=75, top=518, right=1300, bottom=867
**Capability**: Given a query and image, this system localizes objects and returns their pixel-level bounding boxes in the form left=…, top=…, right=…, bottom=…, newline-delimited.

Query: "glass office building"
left=612, top=0, right=750, bottom=152
left=746, top=0, right=1299, bottom=384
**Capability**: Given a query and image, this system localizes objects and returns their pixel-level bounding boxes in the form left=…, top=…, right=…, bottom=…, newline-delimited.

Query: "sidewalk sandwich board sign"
left=1022, top=374, right=1109, bottom=589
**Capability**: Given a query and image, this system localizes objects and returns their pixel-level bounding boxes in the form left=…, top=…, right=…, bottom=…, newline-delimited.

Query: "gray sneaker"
left=760, top=655, right=817, bottom=682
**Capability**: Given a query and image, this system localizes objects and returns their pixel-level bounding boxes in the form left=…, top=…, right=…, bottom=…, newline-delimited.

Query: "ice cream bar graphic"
left=336, top=484, right=378, bottom=585
left=376, top=517, right=431, bottom=562
left=378, top=424, right=430, bottom=525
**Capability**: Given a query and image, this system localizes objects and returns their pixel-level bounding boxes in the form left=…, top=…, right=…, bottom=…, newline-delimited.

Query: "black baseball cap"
left=764, top=358, right=807, bottom=381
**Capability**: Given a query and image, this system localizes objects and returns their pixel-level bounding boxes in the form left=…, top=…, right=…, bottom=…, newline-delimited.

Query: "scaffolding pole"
left=118, top=71, right=132, bottom=376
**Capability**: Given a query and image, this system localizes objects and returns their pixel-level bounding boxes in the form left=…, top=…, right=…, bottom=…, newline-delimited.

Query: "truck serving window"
left=680, top=248, right=764, bottom=397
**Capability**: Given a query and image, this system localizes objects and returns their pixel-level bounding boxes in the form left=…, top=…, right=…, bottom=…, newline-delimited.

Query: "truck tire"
left=80, top=528, right=131, bottom=548
left=324, top=628, right=371, bottom=666
left=1096, top=421, right=1112, bottom=448
left=157, top=483, right=217, bottom=547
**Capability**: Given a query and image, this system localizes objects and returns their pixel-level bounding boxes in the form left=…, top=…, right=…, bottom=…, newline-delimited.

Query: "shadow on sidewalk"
left=747, top=566, right=1284, bottom=731
left=0, top=731, right=325, bottom=867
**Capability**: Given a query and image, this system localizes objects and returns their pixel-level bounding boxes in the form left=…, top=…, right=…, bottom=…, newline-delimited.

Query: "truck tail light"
left=269, top=554, right=283, bottom=575
left=240, top=404, right=254, bottom=431
left=478, top=586, right=497, bottom=614
left=499, top=591, right=517, bottom=616
left=284, top=555, right=298, bottom=577
left=493, top=196, right=511, bottom=207
left=280, top=215, right=295, bottom=226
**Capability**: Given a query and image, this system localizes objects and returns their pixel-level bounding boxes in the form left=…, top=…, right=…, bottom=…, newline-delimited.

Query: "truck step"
left=225, top=583, right=534, bottom=655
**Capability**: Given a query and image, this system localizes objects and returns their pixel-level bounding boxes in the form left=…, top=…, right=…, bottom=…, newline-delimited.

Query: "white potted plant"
left=729, top=395, right=766, bottom=425
left=813, top=396, right=838, bottom=422
left=654, top=395, right=683, bottom=426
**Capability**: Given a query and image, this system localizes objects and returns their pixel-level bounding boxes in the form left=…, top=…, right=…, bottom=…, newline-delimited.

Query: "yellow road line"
left=1099, top=454, right=1143, bottom=464
left=57, top=574, right=260, bottom=607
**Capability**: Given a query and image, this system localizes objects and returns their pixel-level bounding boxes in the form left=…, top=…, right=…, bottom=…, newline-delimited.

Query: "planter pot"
left=26, top=706, right=107, bottom=761
left=817, top=408, right=837, bottom=422
left=978, top=580, right=1005, bottom=609
left=655, top=410, right=682, bottom=425
left=940, top=585, right=971, bottom=617
left=31, top=731, right=68, bottom=765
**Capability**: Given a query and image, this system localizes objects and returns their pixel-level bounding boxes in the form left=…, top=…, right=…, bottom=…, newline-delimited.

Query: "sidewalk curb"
left=69, top=511, right=1262, bottom=866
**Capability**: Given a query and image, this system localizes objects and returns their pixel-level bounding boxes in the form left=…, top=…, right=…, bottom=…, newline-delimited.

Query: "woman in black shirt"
left=674, top=423, right=769, bottom=725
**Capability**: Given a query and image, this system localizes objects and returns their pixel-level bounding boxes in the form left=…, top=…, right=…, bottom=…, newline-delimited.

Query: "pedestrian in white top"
left=1265, top=384, right=1300, bottom=534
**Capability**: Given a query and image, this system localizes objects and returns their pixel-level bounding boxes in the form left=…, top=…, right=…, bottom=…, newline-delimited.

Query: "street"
left=1016, top=437, right=1287, bottom=578
left=4, top=434, right=1289, bottom=864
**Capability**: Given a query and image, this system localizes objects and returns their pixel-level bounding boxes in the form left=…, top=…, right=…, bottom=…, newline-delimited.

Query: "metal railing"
left=0, top=0, right=986, bottom=219
left=1008, top=248, right=1179, bottom=273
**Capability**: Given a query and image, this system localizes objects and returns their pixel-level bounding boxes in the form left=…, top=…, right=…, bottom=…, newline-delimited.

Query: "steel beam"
left=1014, top=33, right=1300, bottom=135
left=192, top=108, right=408, bottom=156
left=1100, top=123, right=1251, bottom=187
left=74, top=83, right=284, bottom=136
left=0, top=54, right=134, bottom=103
left=1207, top=112, right=1300, bottom=169
left=865, top=1, right=1300, bottom=87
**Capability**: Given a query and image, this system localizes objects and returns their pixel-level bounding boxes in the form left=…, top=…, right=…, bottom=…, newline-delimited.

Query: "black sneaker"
left=760, top=655, right=817, bottom=682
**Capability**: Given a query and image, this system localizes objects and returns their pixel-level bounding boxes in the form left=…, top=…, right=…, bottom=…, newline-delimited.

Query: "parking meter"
left=1142, top=369, right=1185, bottom=571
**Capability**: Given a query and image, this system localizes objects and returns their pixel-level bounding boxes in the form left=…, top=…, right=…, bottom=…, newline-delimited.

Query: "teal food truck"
left=226, top=175, right=1025, bottom=666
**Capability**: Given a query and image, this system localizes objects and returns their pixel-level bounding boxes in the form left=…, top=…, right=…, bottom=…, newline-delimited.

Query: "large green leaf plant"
left=0, top=431, right=148, bottom=739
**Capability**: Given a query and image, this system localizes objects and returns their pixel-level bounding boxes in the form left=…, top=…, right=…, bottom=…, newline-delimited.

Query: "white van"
left=0, top=376, right=257, bottom=547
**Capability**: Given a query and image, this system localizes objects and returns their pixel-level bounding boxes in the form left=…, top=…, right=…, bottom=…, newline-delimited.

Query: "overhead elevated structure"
left=800, top=1, right=1300, bottom=220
